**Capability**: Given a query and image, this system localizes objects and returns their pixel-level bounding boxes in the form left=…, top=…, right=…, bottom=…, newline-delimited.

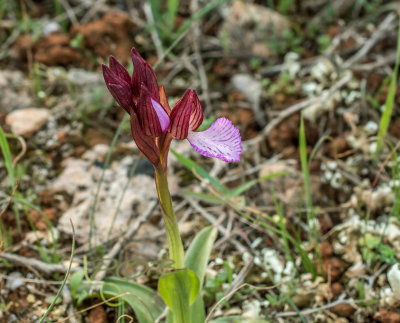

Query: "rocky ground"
left=1, top=0, right=400, bottom=322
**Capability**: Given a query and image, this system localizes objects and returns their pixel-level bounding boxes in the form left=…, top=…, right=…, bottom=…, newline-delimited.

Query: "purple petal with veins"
left=187, top=117, right=242, bottom=162
left=151, top=98, right=170, bottom=133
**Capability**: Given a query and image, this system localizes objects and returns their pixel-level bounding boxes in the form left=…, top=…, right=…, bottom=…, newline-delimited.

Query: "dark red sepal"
left=137, top=85, right=163, bottom=137
left=131, top=48, right=159, bottom=101
left=130, top=113, right=160, bottom=166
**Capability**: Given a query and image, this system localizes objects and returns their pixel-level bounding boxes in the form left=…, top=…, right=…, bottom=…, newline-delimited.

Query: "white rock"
left=5, top=272, right=24, bottom=291
left=231, top=74, right=265, bottom=123
left=42, top=21, right=61, bottom=36
left=388, top=264, right=400, bottom=298
left=364, top=121, right=378, bottom=135
left=220, top=0, right=289, bottom=57
left=5, top=108, right=50, bottom=138
left=51, top=151, right=157, bottom=244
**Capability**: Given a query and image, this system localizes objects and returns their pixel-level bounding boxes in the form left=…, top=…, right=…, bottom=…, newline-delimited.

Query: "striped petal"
left=109, top=56, right=131, bottom=85
left=159, top=85, right=171, bottom=115
left=106, top=83, right=134, bottom=114
left=187, top=117, right=242, bottom=162
left=102, top=64, right=134, bottom=113
left=131, top=48, right=159, bottom=100
left=137, top=85, right=170, bottom=137
left=169, top=89, right=193, bottom=139
left=189, top=90, right=203, bottom=131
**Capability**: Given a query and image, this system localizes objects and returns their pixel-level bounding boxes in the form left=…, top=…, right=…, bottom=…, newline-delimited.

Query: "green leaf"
left=70, top=270, right=85, bottom=300
left=227, top=172, right=287, bottom=198
left=159, top=269, right=200, bottom=323
left=209, top=316, right=271, bottom=323
left=76, top=290, right=89, bottom=306
left=103, top=277, right=164, bottom=323
left=171, top=149, right=227, bottom=194
left=185, top=226, right=218, bottom=323
left=185, top=226, right=217, bottom=286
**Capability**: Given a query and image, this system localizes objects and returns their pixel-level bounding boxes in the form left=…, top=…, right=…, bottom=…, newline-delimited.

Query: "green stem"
left=155, top=166, right=191, bottom=323
left=155, top=165, right=185, bottom=269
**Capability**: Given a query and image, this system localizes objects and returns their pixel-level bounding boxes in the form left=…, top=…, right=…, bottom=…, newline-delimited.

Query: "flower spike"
left=102, top=47, right=242, bottom=168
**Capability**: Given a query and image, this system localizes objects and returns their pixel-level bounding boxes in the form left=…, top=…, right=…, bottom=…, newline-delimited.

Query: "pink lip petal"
left=187, top=117, right=242, bottom=162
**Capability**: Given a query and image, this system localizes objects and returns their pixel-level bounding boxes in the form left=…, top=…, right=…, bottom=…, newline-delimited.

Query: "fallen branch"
left=343, top=13, right=397, bottom=68
left=0, top=252, right=75, bottom=275
left=275, top=298, right=356, bottom=318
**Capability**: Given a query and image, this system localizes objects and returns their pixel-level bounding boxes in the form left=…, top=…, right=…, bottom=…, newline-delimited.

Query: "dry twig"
left=275, top=297, right=357, bottom=318
left=343, top=13, right=397, bottom=68
left=0, top=252, right=76, bottom=275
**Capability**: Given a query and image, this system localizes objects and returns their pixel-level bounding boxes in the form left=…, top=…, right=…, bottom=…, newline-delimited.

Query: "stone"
left=0, top=70, right=33, bottom=113
left=220, top=0, right=289, bottom=57
left=5, top=108, right=50, bottom=138
left=51, top=147, right=157, bottom=244
left=5, top=272, right=24, bottom=291
left=329, top=303, right=356, bottom=318
left=231, top=74, right=265, bottom=124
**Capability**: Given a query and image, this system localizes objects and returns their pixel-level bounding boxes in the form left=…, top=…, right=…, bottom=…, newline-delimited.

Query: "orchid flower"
left=102, top=48, right=242, bottom=170
left=102, top=49, right=242, bottom=322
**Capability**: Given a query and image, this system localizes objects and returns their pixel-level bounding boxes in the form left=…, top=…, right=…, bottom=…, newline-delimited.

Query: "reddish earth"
left=13, top=12, right=136, bottom=68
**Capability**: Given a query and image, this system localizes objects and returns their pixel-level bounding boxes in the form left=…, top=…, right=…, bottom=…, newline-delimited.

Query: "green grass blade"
left=227, top=172, right=287, bottom=198
left=209, top=316, right=270, bottom=323
left=0, top=126, right=16, bottom=189
left=167, top=0, right=179, bottom=32
left=182, top=190, right=224, bottom=204
left=376, top=18, right=400, bottom=157
left=40, top=220, right=75, bottom=323
left=231, top=204, right=315, bottom=276
left=176, top=0, right=228, bottom=36
left=15, top=197, right=59, bottom=263
left=299, top=115, right=322, bottom=278
left=171, top=149, right=228, bottom=194
left=299, top=116, right=312, bottom=218
left=88, top=113, right=129, bottom=255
